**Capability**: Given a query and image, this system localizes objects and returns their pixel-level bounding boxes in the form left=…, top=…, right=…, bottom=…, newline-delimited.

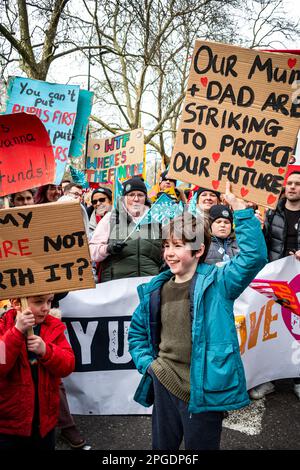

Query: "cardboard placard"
left=0, top=113, right=55, bottom=197
left=5, top=76, right=80, bottom=184
left=168, top=41, right=300, bottom=208
left=0, top=200, right=95, bottom=299
left=86, top=129, right=144, bottom=183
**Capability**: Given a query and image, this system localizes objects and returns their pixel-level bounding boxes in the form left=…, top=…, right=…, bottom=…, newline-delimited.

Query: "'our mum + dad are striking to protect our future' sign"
left=168, top=41, right=300, bottom=208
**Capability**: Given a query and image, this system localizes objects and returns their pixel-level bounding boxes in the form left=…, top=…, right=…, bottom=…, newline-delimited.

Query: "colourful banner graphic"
left=5, top=76, right=80, bottom=184
left=250, top=279, right=300, bottom=316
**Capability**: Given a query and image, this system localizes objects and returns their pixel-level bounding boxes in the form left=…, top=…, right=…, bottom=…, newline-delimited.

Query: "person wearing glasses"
left=87, top=187, right=113, bottom=236
left=89, top=176, right=162, bottom=283
left=62, top=183, right=83, bottom=200
left=57, top=183, right=90, bottom=238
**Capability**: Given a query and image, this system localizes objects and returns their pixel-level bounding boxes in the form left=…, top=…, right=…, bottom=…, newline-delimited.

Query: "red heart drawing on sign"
left=278, top=167, right=285, bottom=175
left=212, top=180, right=220, bottom=190
left=246, top=160, right=254, bottom=167
left=240, top=187, right=249, bottom=197
left=288, top=58, right=297, bottom=69
left=267, top=194, right=277, bottom=205
left=201, top=77, right=208, bottom=87
left=212, top=152, right=220, bottom=163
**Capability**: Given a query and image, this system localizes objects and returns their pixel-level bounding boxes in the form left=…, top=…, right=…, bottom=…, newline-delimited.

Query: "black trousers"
left=0, top=428, right=55, bottom=450
left=150, top=370, right=224, bottom=450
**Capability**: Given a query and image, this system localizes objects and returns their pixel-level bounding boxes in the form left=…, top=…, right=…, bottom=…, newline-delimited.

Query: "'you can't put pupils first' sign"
left=168, top=41, right=300, bottom=208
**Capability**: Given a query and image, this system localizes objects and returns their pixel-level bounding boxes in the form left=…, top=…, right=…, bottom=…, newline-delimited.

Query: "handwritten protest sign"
left=0, top=113, right=55, bottom=197
left=5, top=76, right=80, bottom=185
left=86, top=129, right=144, bottom=183
left=0, top=200, right=94, bottom=299
left=168, top=41, right=300, bottom=208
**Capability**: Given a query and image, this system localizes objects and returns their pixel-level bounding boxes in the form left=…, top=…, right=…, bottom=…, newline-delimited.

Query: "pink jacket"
left=89, top=211, right=112, bottom=262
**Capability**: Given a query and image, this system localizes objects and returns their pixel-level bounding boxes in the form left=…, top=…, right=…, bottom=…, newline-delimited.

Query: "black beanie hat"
left=122, top=177, right=147, bottom=196
left=209, top=204, right=233, bottom=225
left=92, top=187, right=112, bottom=201
left=159, top=170, right=177, bottom=184
left=196, top=187, right=221, bottom=199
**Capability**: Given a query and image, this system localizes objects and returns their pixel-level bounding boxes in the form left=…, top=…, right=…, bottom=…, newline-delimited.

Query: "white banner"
left=61, top=257, right=300, bottom=415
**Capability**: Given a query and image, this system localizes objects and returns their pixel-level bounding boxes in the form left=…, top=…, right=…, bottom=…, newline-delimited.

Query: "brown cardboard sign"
left=86, top=128, right=144, bottom=184
left=168, top=41, right=300, bottom=208
left=0, top=200, right=95, bottom=299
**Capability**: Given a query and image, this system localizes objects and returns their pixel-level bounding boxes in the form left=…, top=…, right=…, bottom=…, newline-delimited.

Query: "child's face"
left=211, top=218, right=232, bottom=239
left=27, top=294, right=54, bottom=324
left=163, top=238, right=203, bottom=279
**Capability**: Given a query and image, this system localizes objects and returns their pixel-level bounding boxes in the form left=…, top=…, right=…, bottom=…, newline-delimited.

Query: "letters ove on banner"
left=0, top=200, right=95, bottom=299
left=168, top=41, right=300, bottom=208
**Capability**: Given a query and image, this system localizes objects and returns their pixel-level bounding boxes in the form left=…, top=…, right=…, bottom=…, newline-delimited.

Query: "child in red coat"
left=0, top=293, right=75, bottom=450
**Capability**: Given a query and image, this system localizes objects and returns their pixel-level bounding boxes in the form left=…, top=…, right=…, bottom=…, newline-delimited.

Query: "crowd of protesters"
left=1, top=169, right=300, bottom=451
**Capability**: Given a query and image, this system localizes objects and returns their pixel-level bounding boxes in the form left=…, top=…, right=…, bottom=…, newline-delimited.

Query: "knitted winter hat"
left=92, top=187, right=112, bottom=201
left=122, top=177, right=147, bottom=196
left=159, top=170, right=177, bottom=185
left=209, top=204, right=233, bottom=225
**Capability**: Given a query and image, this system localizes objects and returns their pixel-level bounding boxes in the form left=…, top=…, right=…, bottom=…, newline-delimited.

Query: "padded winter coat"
left=0, top=309, right=75, bottom=437
left=264, top=198, right=300, bottom=261
left=90, top=204, right=162, bottom=282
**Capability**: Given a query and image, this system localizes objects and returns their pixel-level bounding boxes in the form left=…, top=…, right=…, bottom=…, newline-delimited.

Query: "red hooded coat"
left=0, top=309, right=75, bottom=438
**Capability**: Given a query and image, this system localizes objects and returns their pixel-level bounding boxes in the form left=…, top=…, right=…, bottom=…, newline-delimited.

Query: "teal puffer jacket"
left=128, top=208, right=268, bottom=413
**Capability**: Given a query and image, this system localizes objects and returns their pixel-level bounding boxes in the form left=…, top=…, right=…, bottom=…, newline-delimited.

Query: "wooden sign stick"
left=3, top=196, right=34, bottom=337
left=21, top=297, right=34, bottom=337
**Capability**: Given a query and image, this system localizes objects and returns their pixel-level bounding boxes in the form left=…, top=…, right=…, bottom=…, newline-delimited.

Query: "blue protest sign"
left=69, top=89, right=93, bottom=159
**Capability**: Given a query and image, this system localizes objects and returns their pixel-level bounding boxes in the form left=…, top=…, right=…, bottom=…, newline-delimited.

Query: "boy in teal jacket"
left=128, top=183, right=268, bottom=450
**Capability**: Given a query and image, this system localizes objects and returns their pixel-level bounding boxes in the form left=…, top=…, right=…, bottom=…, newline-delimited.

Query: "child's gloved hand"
left=107, top=241, right=127, bottom=255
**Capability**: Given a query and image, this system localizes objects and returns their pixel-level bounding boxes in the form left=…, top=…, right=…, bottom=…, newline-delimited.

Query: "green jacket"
left=101, top=206, right=162, bottom=282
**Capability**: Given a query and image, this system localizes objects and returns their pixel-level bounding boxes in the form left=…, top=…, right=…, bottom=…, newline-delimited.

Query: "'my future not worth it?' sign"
left=168, top=41, right=300, bottom=208
left=0, top=201, right=94, bottom=299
